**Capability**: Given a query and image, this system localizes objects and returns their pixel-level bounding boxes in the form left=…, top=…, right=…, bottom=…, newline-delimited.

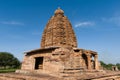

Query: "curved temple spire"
left=41, top=8, right=77, bottom=48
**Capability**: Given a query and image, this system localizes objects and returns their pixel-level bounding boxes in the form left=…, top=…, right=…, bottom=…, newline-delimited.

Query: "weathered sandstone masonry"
left=20, top=8, right=100, bottom=76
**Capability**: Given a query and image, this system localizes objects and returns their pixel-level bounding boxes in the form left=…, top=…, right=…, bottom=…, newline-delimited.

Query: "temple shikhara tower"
left=41, top=8, right=77, bottom=48
left=20, top=8, right=99, bottom=76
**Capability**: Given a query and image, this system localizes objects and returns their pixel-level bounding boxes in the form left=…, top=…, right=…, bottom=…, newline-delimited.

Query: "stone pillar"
left=87, top=54, right=91, bottom=70
left=94, top=55, right=99, bottom=70
left=32, top=58, right=35, bottom=70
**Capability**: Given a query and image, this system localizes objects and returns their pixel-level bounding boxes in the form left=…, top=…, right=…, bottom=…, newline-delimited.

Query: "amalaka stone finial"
left=54, top=7, right=64, bottom=15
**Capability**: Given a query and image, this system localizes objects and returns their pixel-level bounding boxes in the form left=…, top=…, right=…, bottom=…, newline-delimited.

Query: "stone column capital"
left=94, top=55, right=98, bottom=58
left=86, top=54, right=91, bottom=57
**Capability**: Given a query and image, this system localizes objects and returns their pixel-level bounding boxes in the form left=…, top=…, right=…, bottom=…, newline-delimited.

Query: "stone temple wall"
left=21, top=50, right=52, bottom=71
left=21, top=56, right=34, bottom=70
left=21, top=47, right=99, bottom=75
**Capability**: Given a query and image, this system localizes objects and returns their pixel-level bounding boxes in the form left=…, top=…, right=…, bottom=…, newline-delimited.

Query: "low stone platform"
left=0, top=71, right=120, bottom=80
left=0, top=73, right=62, bottom=80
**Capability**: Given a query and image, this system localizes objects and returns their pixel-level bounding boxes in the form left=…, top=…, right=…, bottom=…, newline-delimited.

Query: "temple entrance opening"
left=35, top=57, right=43, bottom=69
left=82, top=54, right=88, bottom=69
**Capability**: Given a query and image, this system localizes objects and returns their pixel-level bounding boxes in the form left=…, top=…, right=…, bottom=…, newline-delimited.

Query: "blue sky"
left=0, top=0, right=120, bottom=64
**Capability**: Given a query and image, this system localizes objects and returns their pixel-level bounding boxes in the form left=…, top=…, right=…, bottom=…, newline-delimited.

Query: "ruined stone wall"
left=42, top=47, right=91, bottom=73
left=21, top=56, right=35, bottom=70
left=21, top=47, right=98, bottom=73
left=21, top=50, right=52, bottom=71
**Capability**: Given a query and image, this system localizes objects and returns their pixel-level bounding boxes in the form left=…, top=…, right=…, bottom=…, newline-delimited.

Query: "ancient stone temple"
left=21, top=8, right=99, bottom=76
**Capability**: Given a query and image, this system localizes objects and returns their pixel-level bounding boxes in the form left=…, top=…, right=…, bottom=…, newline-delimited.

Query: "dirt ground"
left=0, top=71, right=120, bottom=80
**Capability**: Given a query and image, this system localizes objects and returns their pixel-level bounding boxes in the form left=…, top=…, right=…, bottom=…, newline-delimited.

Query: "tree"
left=100, top=61, right=115, bottom=70
left=116, top=63, right=120, bottom=70
left=0, top=52, right=20, bottom=69
left=100, top=61, right=107, bottom=69
left=106, top=63, right=115, bottom=70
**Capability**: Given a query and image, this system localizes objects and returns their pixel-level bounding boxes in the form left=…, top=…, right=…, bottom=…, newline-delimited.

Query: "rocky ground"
left=0, top=73, right=62, bottom=80
left=0, top=71, right=120, bottom=80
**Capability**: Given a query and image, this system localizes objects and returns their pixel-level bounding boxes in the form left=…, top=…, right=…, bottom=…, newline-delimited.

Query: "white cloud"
left=0, top=21, right=24, bottom=25
left=75, top=21, right=95, bottom=28
left=102, top=16, right=120, bottom=26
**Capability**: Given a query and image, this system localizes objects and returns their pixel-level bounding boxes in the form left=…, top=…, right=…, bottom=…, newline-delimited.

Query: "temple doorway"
left=35, top=57, right=43, bottom=69
left=82, top=54, right=88, bottom=69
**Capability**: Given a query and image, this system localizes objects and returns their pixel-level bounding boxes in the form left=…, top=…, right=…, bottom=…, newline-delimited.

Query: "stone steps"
left=38, top=65, right=43, bottom=69
left=59, top=68, right=85, bottom=78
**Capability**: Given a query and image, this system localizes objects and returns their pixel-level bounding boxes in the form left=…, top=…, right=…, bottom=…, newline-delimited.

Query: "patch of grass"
left=0, top=69, right=16, bottom=73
